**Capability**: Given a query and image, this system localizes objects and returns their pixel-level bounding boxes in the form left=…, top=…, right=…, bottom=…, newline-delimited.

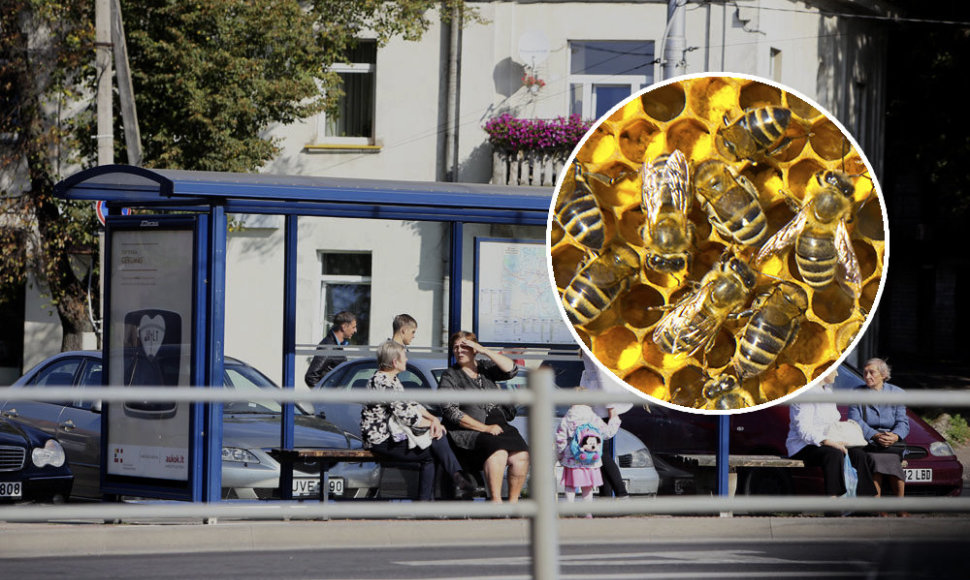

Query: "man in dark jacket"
left=304, top=311, right=357, bottom=387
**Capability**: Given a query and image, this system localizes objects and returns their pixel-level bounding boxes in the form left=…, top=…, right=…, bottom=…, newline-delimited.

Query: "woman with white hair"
left=848, top=357, right=910, bottom=502
left=361, top=340, right=476, bottom=500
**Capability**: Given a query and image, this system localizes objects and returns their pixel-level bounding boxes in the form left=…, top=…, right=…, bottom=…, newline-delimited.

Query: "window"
left=319, top=252, right=371, bottom=344
left=569, top=41, right=655, bottom=120
left=318, top=41, right=377, bottom=145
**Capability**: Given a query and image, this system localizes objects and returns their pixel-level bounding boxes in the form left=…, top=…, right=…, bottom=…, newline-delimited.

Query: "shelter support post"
left=203, top=205, right=226, bottom=504
left=280, top=215, right=298, bottom=500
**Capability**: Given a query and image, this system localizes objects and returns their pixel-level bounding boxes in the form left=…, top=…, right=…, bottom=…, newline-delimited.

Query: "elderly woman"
left=439, top=331, right=530, bottom=503
left=361, top=340, right=476, bottom=500
left=848, top=358, right=910, bottom=500
left=787, top=368, right=877, bottom=498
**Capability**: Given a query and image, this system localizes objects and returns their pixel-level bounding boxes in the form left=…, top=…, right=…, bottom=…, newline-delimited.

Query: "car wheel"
left=741, top=467, right=793, bottom=496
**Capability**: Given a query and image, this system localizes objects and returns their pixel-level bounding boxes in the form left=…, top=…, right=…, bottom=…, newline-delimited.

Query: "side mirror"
left=91, top=401, right=102, bottom=413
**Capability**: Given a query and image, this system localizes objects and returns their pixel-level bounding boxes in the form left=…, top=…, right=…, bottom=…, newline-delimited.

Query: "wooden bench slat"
left=270, top=448, right=376, bottom=461
left=670, top=453, right=805, bottom=468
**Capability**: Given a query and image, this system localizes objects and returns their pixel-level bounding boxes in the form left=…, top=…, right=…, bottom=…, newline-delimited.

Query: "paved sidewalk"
left=3, top=516, right=970, bottom=558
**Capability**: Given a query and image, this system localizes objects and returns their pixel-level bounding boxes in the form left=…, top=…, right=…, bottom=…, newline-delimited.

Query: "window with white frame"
left=568, top=40, right=655, bottom=120
left=317, top=41, right=377, bottom=145
left=318, top=252, right=372, bottom=344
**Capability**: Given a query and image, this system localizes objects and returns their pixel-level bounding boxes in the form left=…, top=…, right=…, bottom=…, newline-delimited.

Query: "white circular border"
left=545, top=71, right=891, bottom=415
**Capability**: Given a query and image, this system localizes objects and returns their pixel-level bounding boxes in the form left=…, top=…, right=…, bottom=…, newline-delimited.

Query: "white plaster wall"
left=263, top=19, right=446, bottom=181
left=225, top=217, right=286, bottom=383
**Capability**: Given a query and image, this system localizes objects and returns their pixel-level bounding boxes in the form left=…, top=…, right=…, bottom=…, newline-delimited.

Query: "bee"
left=652, top=253, right=757, bottom=356
left=733, top=282, right=809, bottom=379
left=640, top=150, right=694, bottom=273
left=716, top=106, right=793, bottom=163
left=562, top=243, right=641, bottom=326
left=754, top=170, right=864, bottom=298
left=701, top=375, right=755, bottom=411
left=693, top=159, right=768, bottom=248
left=555, top=161, right=605, bottom=252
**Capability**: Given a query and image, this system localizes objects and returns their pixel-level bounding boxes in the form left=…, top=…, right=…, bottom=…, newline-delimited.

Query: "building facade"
left=15, top=0, right=895, bottom=383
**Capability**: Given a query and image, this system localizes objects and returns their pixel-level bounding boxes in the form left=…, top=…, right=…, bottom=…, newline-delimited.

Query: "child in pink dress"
left=555, top=391, right=621, bottom=505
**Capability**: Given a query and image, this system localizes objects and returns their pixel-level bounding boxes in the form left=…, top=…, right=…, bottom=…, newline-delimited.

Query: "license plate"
left=0, top=481, right=22, bottom=499
left=292, top=477, right=344, bottom=497
left=905, top=468, right=932, bottom=482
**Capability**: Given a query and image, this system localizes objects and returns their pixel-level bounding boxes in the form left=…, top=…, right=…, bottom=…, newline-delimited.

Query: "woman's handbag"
left=825, top=420, right=868, bottom=447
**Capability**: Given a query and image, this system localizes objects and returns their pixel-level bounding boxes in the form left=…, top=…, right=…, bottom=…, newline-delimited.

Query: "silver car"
left=315, top=356, right=660, bottom=497
left=2, top=351, right=379, bottom=500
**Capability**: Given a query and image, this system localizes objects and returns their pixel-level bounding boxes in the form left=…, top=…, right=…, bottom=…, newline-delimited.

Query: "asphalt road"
left=2, top=539, right=967, bottom=579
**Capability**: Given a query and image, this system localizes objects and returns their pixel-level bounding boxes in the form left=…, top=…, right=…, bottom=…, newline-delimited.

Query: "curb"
left=3, top=516, right=969, bottom=559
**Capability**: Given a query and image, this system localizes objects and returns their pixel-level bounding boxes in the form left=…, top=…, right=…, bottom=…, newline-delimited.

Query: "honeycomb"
left=549, top=76, right=886, bottom=412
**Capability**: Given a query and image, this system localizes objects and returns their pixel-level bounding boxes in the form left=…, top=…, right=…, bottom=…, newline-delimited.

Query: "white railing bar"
left=4, top=386, right=970, bottom=408
left=293, top=346, right=582, bottom=360
left=789, top=390, right=970, bottom=405
left=0, top=387, right=534, bottom=405
left=3, top=496, right=970, bottom=523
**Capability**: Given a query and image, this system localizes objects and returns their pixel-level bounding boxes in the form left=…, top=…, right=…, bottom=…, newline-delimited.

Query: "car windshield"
left=223, top=364, right=305, bottom=415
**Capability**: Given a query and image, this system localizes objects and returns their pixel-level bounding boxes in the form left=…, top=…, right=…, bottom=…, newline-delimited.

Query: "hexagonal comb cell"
left=549, top=76, right=887, bottom=411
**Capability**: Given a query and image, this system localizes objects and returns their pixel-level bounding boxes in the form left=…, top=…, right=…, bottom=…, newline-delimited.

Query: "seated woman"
left=786, top=368, right=877, bottom=498
left=848, top=357, right=910, bottom=501
left=439, top=331, right=530, bottom=503
left=361, top=340, right=476, bottom=500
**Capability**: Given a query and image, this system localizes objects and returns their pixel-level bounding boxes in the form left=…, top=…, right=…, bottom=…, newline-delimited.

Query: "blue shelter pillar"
left=716, top=415, right=730, bottom=496
left=448, top=222, right=464, bottom=361
left=279, top=215, right=298, bottom=499
left=203, top=205, right=227, bottom=503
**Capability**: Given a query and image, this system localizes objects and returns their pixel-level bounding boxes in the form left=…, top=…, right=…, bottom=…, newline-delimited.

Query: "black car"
left=0, top=417, right=73, bottom=503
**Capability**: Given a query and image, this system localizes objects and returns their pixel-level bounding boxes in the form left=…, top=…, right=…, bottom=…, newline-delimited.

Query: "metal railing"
left=3, top=376, right=970, bottom=578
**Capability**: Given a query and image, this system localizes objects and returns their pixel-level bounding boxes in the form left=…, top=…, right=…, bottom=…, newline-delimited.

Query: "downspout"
left=663, top=0, right=687, bottom=80
left=444, top=3, right=462, bottom=182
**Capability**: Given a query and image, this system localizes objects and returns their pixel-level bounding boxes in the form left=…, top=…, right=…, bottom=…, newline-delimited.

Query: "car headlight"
left=222, top=447, right=261, bottom=464
left=622, top=447, right=654, bottom=468
left=32, top=439, right=66, bottom=468
left=929, top=441, right=955, bottom=457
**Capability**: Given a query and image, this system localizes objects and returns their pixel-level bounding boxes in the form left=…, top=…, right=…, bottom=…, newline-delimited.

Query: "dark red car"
left=619, top=363, right=964, bottom=497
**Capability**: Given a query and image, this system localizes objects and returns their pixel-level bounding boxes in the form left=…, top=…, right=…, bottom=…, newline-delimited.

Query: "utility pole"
left=663, top=0, right=687, bottom=80
left=112, top=0, right=142, bottom=166
left=95, top=0, right=113, bottom=165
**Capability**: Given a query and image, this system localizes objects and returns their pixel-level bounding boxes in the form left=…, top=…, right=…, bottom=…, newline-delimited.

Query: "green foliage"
left=946, top=414, right=970, bottom=447
left=1, top=0, right=473, bottom=351
left=122, top=0, right=474, bottom=172
left=0, top=0, right=99, bottom=349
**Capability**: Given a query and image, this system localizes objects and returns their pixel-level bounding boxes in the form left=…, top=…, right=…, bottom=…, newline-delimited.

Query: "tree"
left=0, top=0, right=99, bottom=352
left=0, top=0, right=471, bottom=354
left=123, top=0, right=472, bottom=172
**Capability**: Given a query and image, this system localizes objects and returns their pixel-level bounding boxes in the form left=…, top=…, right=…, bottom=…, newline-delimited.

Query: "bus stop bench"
left=667, top=454, right=806, bottom=497
left=270, top=448, right=376, bottom=501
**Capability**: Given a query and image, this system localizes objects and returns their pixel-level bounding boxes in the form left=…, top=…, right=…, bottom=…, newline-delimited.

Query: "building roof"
left=55, top=164, right=554, bottom=224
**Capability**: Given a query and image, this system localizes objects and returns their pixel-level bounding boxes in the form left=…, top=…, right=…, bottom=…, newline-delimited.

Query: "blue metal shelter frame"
left=55, top=164, right=735, bottom=502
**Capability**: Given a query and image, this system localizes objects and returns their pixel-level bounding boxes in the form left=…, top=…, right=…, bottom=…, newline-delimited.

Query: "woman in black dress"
left=439, top=331, right=530, bottom=503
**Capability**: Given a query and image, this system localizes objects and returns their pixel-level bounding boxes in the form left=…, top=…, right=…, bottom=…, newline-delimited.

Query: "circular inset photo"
left=548, top=73, right=888, bottom=414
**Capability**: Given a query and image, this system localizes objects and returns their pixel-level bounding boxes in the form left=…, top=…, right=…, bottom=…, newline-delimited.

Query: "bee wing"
left=754, top=205, right=809, bottom=265
left=736, top=174, right=760, bottom=202
left=663, top=150, right=692, bottom=216
left=652, top=284, right=711, bottom=345
left=835, top=219, right=862, bottom=298
left=580, top=258, right=628, bottom=289
left=640, top=161, right=666, bottom=225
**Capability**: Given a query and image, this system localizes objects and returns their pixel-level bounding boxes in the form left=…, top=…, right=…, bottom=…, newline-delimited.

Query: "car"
left=618, top=363, right=964, bottom=497
left=0, top=416, right=73, bottom=503
left=2, top=351, right=380, bottom=501
left=315, top=356, right=661, bottom=498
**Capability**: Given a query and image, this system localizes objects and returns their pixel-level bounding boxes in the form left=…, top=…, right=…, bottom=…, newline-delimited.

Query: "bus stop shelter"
left=54, top=164, right=733, bottom=502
